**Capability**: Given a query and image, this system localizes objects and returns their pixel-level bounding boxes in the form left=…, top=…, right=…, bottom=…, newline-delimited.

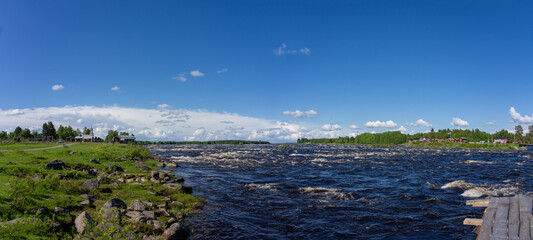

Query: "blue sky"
left=0, top=0, right=532, bottom=142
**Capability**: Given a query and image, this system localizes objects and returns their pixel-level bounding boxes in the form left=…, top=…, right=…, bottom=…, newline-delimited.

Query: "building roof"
left=119, top=135, right=135, bottom=140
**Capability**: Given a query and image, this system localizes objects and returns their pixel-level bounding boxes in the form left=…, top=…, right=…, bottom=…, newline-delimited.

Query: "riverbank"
left=0, top=143, right=202, bottom=239
left=404, top=142, right=523, bottom=150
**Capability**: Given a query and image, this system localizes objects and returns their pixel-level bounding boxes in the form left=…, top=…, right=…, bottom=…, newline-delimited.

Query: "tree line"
left=0, top=121, right=126, bottom=142
left=298, top=125, right=533, bottom=145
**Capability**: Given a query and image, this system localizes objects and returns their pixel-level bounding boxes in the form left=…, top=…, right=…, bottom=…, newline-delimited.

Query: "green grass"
left=0, top=143, right=202, bottom=239
left=0, top=142, right=65, bottom=150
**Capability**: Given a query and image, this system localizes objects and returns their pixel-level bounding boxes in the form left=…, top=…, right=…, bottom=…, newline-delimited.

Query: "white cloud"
left=157, top=104, right=173, bottom=109
left=485, top=121, right=496, bottom=125
left=51, top=84, right=64, bottom=91
left=217, top=68, right=228, bottom=74
left=450, top=117, right=469, bottom=127
left=190, top=70, right=204, bottom=77
left=349, top=125, right=359, bottom=129
left=321, top=124, right=342, bottom=131
left=509, top=107, right=533, bottom=124
left=282, top=110, right=318, bottom=118
left=396, top=126, right=407, bottom=133
left=274, top=43, right=311, bottom=56
left=111, top=86, right=120, bottom=91
left=0, top=106, right=338, bottom=142
left=364, top=120, right=398, bottom=128
left=407, top=119, right=432, bottom=127
left=173, top=74, right=187, bottom=82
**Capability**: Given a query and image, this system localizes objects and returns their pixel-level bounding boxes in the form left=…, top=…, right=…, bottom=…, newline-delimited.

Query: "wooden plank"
left=478, top=198, right=499, bottom=240
left=464, top=218, right=483, bottom=226
left=467, top=199, right=490, bottom=207
left=519, top=195, right=532, bottom=240
left=508, top=195, right=519, bottom=240
left=491, top=197, right=509, bottom=240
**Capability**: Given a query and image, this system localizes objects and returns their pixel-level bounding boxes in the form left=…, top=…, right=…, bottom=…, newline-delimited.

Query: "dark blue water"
left=148, top=144, right=532, bottom=240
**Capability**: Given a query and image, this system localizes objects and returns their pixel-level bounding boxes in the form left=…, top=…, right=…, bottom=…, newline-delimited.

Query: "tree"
left=0, top=131, right=7, bottom=140
left=515, top=125, right=524, bottom=143
left=105, top=130, right=118, bottom=142
left=119, top=132, right=129, bottom=136
left=42, top=123, right=49, bottom=137
left=83, top=127, right=91, bottom=135
left=526, top=125, right=533, bottom=144
left=13, top=126, right=22, bottom=137
left=47, top=121, right=56, bottom=138
left=21, top=128, right=31, bottom=140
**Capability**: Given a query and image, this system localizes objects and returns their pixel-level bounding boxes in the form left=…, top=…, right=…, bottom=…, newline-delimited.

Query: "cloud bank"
left=0, top=106, right=353, bottom=142
left=52, top=85, right=64, bottom=91
left=407, top=119, right=432, bottom=127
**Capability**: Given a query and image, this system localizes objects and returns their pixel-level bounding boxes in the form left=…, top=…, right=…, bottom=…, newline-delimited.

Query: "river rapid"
left=148, top=144, right=532, bottom=240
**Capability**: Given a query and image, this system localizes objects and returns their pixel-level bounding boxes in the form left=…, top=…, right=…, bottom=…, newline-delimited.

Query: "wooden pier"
left=464, top=195, right=532, bottom=240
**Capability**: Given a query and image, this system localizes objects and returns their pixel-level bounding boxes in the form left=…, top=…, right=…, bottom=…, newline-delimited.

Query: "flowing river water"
left=148, top=144, right=532, bottom=240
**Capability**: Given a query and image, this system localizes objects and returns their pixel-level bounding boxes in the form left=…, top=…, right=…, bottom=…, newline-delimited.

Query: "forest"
left=298, top=126, right=533, bottom=145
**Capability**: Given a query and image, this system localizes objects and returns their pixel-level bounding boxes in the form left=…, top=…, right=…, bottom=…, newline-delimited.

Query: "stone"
left=75, top=212, right=93, bottom=234
left=103, top=198, right=126, bottom=209
left=81, top=178, right=99, bottom=191
left=117, top=177, right=125, bottom=183
left=128, top=200, right=146, bottom=211
left=150, top=178, right=160, bottom=184
left=45, top=159, right=65, bottom=170
left=142, top=210, right=156, bottom=219
left=54, top=207, right=69, bottom=214
left=69, top=151, right=75, bottom=155
left=147, top=219, right=163, bottom=234
left=162, top=197, right=171, bottom=203
left=80, top=194, right=95, bottom=200
left=101, top=206, right=123, bottom=222
left=126, top=211, right=147, bottom=223
left=32, top=173, right=43, bottom=181
left=166, top=218, right=177, bottom=226
left=29, top=207, right=48, bottom=215
left=163, top=183, right=192, bottom=194
left=162, top=222, right=189, bottom=240
left=175, top=212, right=185, bottom=221
left=147, top=191, right=160, bottom=196
left=80, top=200, right=92, bottom=206
left=159, top=208, right=173, bottom=217
left=175, top=177, right=185, bottom=183
left=156, top=163, right=165, bottom=168
left=150, top=171, right=160, bottom=180
left=104, top=163, right=123, bottom=172
left=166, top=163, right=179, bottom=168
left=139, top=166, right=151, bottom=172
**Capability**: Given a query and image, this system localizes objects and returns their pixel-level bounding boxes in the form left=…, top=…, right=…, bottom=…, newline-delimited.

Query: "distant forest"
left=137, top=140, right=270, bottom=145
left=298, top=126, right=533, bottom=145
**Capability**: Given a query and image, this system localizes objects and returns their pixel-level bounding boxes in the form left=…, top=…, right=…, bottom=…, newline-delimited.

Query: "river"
left=148, top=144, right=532, bottom=240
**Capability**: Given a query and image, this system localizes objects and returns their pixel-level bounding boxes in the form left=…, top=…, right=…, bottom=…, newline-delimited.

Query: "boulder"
left=142, top=210, right=156, bottom=219
left=162, top=223, right=189, bottom=240
left=104, top=163, right=123, bottom=172
left=80, top=194, right=95, bottom=200
left=147, top=219, right=163, bottom=234
left=81, top=178, right=99, bottom=191
left=54, top=207, right=69, bottom=214
left=150, top=171, right=160, bottom=180
left=166, top=163, right=179, bottom=168
left=163, top=184, right=192, bottom=194
left=128, top=200, right=147, bottom=211
left=45, top=159, right=65, bottom=170
left=156, top=163, right=165, bottom=168
left=175, top=177, right=185, bottom=183
left=101, top=206, right=123, bottom=222
left=139, top=166, right=151, bottom=172
left=103, top=198, right=126, bottom=209
left=90, top=159, right=99, bottom=163
left=126, top=211, right=147, bottom=223
left=75, top=212, right=93, bottom=234
left=80, top=200, right=92, bottom=206
left=166, top=218, right=177, bottom=226
left=29, top=207, right=48, bottom=215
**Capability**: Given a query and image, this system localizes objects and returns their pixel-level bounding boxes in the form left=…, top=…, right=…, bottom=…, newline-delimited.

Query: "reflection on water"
left=148, top=144, right=532, bottom=240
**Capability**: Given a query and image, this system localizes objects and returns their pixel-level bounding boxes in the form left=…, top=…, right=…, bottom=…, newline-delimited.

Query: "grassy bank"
left=0, top=143, right=202, bottom=239
left=0, top=142, right=64, bottom=150
left=405, top=141, right=521, bottom=150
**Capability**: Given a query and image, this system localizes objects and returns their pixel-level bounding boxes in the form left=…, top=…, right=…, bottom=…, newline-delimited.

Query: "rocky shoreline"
left=0, top=144, right=202, bottom=239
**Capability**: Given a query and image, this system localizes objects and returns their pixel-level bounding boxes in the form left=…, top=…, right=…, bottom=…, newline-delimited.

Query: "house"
left=494, top=137, right=508, bottom=144
left=113, top=135, right=136, bottom=144
left=74, top=129, right=103, bottom=142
